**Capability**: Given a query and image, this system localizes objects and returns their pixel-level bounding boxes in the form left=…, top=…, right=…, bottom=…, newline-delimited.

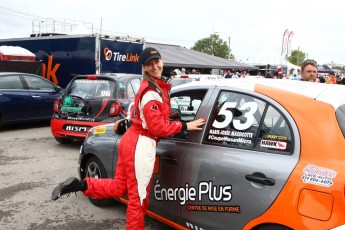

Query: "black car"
left=0, top=72, right=63, bottom=127
left=51, top=73, right=141, bottom=143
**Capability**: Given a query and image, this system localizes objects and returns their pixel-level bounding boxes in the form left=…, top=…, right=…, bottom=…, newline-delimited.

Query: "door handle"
left=32, top=95, right=41, bottom=98
left=160, top=155, right=179, bottom=164
left=245, top=172, right=275, bottom=186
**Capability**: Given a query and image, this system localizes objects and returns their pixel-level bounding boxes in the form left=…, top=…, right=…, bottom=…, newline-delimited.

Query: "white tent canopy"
left=243, top=48, right=300, bottom=75
left=0, top=45, right=35, bottom=57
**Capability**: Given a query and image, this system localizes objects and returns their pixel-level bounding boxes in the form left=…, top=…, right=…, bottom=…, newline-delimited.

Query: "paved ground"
left=0, top=121, right=171, bottom=230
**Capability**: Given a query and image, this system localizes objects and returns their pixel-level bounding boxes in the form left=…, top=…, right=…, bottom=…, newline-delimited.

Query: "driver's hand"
left=186, top=118, right=206, bottom=131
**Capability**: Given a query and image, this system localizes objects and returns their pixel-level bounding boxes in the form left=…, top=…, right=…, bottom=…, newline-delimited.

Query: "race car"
left=78, top=78, right=345, bottom=230
left=50, top=73, right=141, bottom=143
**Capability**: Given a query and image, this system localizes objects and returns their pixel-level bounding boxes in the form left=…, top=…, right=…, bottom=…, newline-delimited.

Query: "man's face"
left=301, top=64, right=318, bottom=81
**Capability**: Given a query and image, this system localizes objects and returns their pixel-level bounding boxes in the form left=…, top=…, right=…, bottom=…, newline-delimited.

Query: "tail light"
left=53, top=98, right=61, bottom=113
left=109, top=101, right=121, bottom=117
left=180, top=75, right=189, bottom=78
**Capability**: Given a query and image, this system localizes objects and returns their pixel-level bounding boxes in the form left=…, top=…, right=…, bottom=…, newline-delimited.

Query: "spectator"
left=224, top=70, right=232, bottom=79
left=300, top=59, right=318, bottom=82
left=327, top=72, right=337, bottom=84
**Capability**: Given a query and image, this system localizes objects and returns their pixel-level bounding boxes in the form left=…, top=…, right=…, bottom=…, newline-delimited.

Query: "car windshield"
left=67, top=79, right=114, bottom=99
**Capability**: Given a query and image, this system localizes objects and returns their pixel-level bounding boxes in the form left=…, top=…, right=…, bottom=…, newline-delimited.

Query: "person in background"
left=327, top=72, right=337, bottom=84
left=224, top=70, right=232, bottom=78
left=300, top=59, right=318, bottom=82
left=51, top=47, right=206, bottom=230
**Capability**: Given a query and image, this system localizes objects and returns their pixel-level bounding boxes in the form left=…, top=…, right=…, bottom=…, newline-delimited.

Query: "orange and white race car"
left=79, top=78, right=345, bottom=230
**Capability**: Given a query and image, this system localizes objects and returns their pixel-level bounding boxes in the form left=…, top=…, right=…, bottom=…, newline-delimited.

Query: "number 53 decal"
left=212, top=102, right=258, bottom=130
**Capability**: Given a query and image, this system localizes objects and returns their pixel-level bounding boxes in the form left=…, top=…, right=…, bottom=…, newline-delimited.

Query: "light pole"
left=215, top=32, right=231, bottom=59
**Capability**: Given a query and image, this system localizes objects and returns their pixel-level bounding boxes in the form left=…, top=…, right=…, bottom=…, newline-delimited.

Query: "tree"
left=288, top=50, right=306, bottom=66
left=191, top=34, right=234, bottom=59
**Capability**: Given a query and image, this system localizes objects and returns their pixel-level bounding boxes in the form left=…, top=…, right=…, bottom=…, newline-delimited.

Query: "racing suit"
left=83, top=78, right=186, bottom=229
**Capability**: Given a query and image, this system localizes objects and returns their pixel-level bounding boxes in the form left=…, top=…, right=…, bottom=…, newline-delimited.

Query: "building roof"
left=145, top=42, right=258, bottom=70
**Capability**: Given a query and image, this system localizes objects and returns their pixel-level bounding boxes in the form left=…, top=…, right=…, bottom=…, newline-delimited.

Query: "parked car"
left=51, top=73, right=141, bottom=143
left=0, top=72, right=63, bottom=127
left=78, top=78, right=345, bottom=230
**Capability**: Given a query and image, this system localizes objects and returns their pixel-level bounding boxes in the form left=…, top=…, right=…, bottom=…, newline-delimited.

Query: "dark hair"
left=301, top=59, right=317, bottom=72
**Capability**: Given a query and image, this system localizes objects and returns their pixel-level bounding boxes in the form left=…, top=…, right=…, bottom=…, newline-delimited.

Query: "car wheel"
left=85, top=156, right=115, bottom=206
left=54, top=137, right=73, bottom=144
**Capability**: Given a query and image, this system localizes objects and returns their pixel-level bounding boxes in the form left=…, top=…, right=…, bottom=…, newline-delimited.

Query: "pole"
left=228, top=36, right=231, bottom=60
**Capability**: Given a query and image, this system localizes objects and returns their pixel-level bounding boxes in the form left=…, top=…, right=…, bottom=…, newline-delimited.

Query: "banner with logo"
left=100, top=39, right=143, bottom=75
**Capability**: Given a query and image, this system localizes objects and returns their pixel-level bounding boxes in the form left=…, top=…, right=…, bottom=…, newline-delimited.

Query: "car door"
left=179, top=89, right=300, bottom=230
left=0, top=74, right=33, bottom=124
left=22, top=74, right=60, bottom=119
left=148, top=88, right=211, bottom=224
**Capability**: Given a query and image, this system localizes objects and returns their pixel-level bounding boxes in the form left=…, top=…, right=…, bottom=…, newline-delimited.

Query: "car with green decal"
left=50, top=73, right=141, bottom=143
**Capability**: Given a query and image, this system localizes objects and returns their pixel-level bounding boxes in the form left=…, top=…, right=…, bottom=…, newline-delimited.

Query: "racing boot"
left=51, top=177, right=87, bottom=201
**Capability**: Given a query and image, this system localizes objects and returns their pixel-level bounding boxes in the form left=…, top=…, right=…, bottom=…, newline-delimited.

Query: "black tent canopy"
left=145, top=42, right=258, bottom=71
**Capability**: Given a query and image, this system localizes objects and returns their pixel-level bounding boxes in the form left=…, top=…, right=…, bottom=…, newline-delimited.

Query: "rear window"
left=67, top=79, right=114, bottom=99
left=336, top=105, right=345, bottom=138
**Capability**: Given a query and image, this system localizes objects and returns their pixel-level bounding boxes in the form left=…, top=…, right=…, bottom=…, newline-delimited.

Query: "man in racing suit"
left=51, top=47, right=206, bottom=230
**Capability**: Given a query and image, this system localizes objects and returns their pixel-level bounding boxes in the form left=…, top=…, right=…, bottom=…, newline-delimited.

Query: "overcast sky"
left=1, top=0, right=345, bottom=65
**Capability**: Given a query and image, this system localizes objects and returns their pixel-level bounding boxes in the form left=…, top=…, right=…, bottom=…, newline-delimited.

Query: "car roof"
left=0, top=72, right=41, bottom=76
left=173, top=78, right=345, bottom=110
left=74, top=73, right=142, bottom=81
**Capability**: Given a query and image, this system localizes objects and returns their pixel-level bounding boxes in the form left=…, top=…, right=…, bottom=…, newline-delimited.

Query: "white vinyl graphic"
left=135, top=135, right=156, bottom=205
left=212, top=102, right=258, bottom=130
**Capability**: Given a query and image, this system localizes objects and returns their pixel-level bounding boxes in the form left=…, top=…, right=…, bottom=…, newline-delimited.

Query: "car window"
left=67, top=79, right=114, bottom=99
left=127, top=78, right=141, bottom=100
left=24, top=75, right=56, bottom=91
left=0, top=75, right=23, bottom=89
left=203, top=90, right=293, bottom=154
left=168, top=89, right=207, bottom=139
left=255, top=105, right=292, bottom=153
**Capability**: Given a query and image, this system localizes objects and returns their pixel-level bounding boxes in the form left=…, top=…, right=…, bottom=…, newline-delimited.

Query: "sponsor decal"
left=260, top=139, right=287, bottom=150
left=64, top=125, right=89, bottom=132
left=103, top=47, right=139, bottom=62
left=67, top=117, right=95, bottom=122
left=94, top=126, right=106, bottom=134
left=187, top=204, right=240, bottom=213
left=262, top=134, right=288, bottom=141
left=75, top=79, right=108, bottom=84
left=154, top=180, right=232, bottom=206
left=302, top=164, right=337, bottom=187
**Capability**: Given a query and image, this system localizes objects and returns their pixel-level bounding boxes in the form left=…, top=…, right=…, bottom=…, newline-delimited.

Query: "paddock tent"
left=145, top=42, right=258, bottom=70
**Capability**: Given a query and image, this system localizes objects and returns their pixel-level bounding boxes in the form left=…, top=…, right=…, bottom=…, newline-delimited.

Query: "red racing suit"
left=83, top=78, right=185, bottom=229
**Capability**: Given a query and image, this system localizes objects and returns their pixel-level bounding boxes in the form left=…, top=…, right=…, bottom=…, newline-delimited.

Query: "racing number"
left=212, top=102, right=258, bottom=130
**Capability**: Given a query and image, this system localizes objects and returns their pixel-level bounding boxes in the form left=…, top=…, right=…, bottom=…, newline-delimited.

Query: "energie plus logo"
left=104, top=47, right=139, bottom=62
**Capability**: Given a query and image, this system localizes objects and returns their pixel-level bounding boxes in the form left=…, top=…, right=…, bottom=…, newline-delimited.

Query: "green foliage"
left=191, top=34, right=233, bottom=59
left=287, top=50, right=306, bottom=66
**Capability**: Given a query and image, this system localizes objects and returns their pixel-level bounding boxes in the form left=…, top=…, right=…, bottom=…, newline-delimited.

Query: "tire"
left=54, top=137, right=73, bottom=144
left=85, top=156, right=115, bottom=206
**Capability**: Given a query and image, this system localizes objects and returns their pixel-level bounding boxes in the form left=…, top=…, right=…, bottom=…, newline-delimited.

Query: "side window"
left=203, top=91, right=293, bottom=154
left=255, top=105, right=292, bottom=154
left=127, top=78, right=141, bottom=100
left=203, top=91, right=265, bottom=148
left=0, top=75, right=23, bottom=89
left=24, top=75, right=55, bottom=91
left=168, top=89, right=207, bottom=140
